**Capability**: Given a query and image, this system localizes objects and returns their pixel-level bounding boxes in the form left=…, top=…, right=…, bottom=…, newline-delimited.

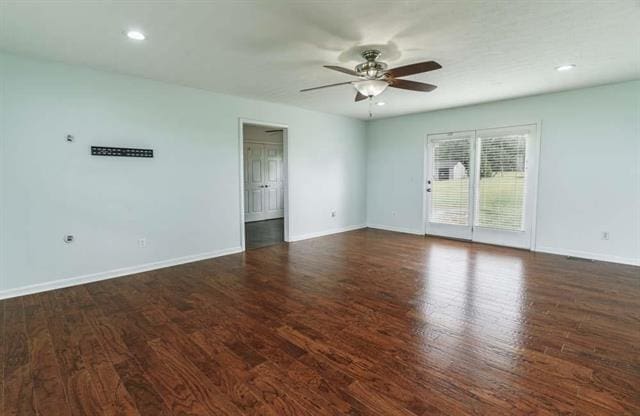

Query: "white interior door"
left=244, top=142, right=284, bottom=222
left=244, top=143, right=265, bottom=222
left=426, top=124, right=538, bottom=249
left=263, top=144, right=285, bottom=219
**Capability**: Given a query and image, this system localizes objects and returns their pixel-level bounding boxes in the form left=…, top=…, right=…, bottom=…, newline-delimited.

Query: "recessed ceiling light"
left=376, top=102, right=386, bottom=106
left=556, top=64, right=576, bottom=72
left=126, top=30, right=146, bottom=41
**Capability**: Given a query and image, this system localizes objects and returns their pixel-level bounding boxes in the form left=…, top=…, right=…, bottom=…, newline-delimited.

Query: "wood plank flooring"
left=2, top=228, right=639, bottom=415
left=245, top=219, right=284, bottom=250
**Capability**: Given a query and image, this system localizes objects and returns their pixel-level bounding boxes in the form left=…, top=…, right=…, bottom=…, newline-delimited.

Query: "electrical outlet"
left=601, top=231, right=610, bottom=241
left=331, top=211, right=336, bottom=218
left=138, top=238, right=147, bottom=248
left=392, top=211, right=397, bottom=217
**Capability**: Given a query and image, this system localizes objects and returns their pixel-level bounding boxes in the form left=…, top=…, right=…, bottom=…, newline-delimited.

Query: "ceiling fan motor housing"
left=356, top=49, right=388, bottom=79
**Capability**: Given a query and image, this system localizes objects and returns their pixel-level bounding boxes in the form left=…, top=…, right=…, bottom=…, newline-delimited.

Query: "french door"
left=425, top=124, right=538, bottom=249
left=244, top=142, right=285, bottom=222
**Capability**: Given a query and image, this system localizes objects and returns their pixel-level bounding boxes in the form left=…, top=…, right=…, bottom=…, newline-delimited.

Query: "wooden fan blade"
left=355, top=92, right=367, bottom=102
left=389, top=78, right=437, bottom=92
left=385, top=61, right=441, bottom=78
left=324, top=65, right=359, bottom=76
left=300, top=81, right=352, bottom=92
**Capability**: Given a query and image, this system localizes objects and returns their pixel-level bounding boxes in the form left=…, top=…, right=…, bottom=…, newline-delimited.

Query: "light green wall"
left=366, top=80, right=640, bottom=265
left=1, top=51, right=638, bottom=298
left=0, top=52, right=367, bottom=296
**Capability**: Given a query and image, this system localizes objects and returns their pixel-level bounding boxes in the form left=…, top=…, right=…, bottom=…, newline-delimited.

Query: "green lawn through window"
left=432, top=172, right=525, bottom=230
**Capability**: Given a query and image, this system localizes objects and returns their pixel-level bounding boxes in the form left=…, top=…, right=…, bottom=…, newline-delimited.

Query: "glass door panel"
left=472, top=125, right=537, bottom=248
left=426, top=131, right=475, bottom=240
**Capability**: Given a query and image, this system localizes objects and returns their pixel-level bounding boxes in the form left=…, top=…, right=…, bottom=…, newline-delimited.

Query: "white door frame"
left=238, top=118, right=290, bottom=251
left=422, top=121, right=542, bottom=250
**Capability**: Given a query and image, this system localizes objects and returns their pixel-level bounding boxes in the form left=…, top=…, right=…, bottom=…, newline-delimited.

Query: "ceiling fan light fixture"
left=300, top=50, right=441, bottom=99
left=353, top=80, right=388, bottom=97
left=556, top=64, right=576, bottom=72
left=126, top=30, right=146, bottom=40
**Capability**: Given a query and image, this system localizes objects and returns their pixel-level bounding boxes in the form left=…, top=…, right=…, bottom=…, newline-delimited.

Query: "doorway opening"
left=240, top=121, right=288, bottom=249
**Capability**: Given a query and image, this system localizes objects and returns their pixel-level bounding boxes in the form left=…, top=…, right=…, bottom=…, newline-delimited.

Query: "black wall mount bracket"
left=91, top=146, right=153, bottom=158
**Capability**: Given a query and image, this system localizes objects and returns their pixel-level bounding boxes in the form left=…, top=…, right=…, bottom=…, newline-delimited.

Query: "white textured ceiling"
left=1, top=1, right=639, bottom=119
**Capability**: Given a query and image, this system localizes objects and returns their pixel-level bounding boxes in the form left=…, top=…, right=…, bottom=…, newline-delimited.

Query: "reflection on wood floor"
left=2, top=228, right=639, bottom=415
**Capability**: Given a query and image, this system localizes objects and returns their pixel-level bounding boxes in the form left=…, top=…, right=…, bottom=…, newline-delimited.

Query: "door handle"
left=426, top=188, right=431, bottom=192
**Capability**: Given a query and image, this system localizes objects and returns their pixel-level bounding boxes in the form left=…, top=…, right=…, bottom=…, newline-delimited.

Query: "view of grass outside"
left=431, top=178, right=469, bottom=225
left=476, top=172, right=525, bottom=230
left=432, top=172, right=525, bottom=230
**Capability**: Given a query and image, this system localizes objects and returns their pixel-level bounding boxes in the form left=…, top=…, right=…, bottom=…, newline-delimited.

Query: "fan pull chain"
left=368, top=96, right=373, bottom=118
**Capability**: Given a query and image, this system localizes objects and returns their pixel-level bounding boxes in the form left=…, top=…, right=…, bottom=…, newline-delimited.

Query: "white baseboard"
left=366, top=223, right=424, bottom=236
left=4, top=238, right=634, bottom=301
left=534, top=246, right=640, bottom=267
left=288, top=224, right=366, bottom=242
left=363, top=225, right=639, bottom=267
left=0, top=246, right=243, bottom=300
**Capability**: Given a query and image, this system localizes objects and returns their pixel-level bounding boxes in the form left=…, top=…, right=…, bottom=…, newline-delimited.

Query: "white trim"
left=289, top=224, right=366, bottom=242
left=367, top=223, right=424, bottom=236
left=243, top=140, right=284, bottom=145
left=364, top=225, right=639, bottom=267
left=0, top=247, right=243, bottom=300
left=529, top=120, right=542, bottom=250
left=535, top=246, right=640, bottom=267
left=425, top=121, right=546, bottom=138
left=238, top=118, right=290, bottom=251
left=421, top=137, right=428, bottom=235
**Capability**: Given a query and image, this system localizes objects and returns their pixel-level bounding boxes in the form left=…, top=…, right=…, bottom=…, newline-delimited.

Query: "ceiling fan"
left=300, top=49, right=441, bottom=102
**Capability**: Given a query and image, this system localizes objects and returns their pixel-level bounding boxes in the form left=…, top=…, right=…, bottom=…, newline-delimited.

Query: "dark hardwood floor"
left=2, top=228, right=639, bottom=415
left=245, top=218, right=284, bottom=249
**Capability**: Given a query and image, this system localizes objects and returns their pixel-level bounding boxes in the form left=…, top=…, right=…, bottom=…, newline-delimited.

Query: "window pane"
left=430, top=137, right=471, bottom=225
left=475, top=133, right=527, bottom=230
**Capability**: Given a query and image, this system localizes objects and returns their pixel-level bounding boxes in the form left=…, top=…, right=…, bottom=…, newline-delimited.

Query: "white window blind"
left=430, top=137, right=472, bottom=225
left=475, top=128, right=529, bottom=231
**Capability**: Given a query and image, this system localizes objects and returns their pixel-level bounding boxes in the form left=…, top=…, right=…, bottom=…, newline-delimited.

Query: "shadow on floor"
left=245, top=218, right=284, bottom=249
